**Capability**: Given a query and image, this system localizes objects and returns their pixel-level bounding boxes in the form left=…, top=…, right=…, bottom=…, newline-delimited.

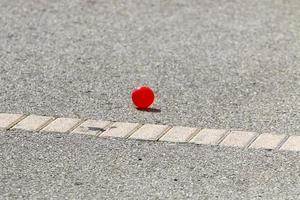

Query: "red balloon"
left=131, top=85, right=155, bottom=109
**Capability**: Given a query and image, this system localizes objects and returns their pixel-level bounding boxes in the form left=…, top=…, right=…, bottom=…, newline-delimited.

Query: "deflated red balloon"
left=131, top=85, right=155, bottom=109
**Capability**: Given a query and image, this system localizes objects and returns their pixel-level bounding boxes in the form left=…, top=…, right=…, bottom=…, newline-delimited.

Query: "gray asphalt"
left=1, top=130, right=299, bottom=199
left=0, top=1, right=300, bottom=199
left=0, top=0, right=299, bottom=134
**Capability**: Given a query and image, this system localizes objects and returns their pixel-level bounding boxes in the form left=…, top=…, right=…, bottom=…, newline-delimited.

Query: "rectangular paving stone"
left=0, top=113, right=24, bottom=129
left=280, top=136, right=300, bottom=151
left=190, top=129, right=227, bottom=145
left=159, top=126, right=198, bottom=143
left=129, top=124, right=169, bottom=141
left=249, top=133, right=286, bottom=150
left=72, top=119, right=111, bottom=135
left=41, top=117, right=82, bottom=133
left=220, top=131, right=257, bottom=148
left=12, top=114, right=54, bottom=131
left=100, top=122, right=140, bottom=138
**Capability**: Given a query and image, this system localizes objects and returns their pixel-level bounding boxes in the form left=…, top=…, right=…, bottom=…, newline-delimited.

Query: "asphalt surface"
left=0, top=1, right=300, bottom=199
left=1, top=130, right=299, bottom=199
left=0, top=0, right=299, bottom=134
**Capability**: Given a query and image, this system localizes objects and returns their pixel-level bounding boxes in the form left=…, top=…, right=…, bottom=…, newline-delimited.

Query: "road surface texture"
left=1, top=130, right=300, bottom=199
left=0, top=0, right=299, bottom=134
left=0, top=0, right=300, bottom=199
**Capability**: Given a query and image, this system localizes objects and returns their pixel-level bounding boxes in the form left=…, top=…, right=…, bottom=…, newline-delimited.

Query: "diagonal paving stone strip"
left=72, top=119, right=111, bottom=136
left=129, top=124, right=170, bottom=141
left=0, top=112, right=299, bottom=152
left=219, top=131, right=258, bottom=148
left=189, top=129, right=228, bottom=145
left=100, top=122, right=140, bottom=138
left=41, top=117, right=82, bottom=133
left=12, top=114, right=54, bottom=131
left=280, top=136, right=300, bottom=151
left=159, top=126, right=198, bottom=143
left=249, top=133, right=286, bottom=150
left=0, top=113, right=24, bottom=129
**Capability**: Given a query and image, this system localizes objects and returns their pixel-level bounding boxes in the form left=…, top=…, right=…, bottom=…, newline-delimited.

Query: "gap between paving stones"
left=0, top=113, right=299, bottom=152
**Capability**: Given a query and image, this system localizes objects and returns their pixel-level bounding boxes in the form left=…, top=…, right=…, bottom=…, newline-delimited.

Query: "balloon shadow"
left=137, top=108, right=161, bottom=113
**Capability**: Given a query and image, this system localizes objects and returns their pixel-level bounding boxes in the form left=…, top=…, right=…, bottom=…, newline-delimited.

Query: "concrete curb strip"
left=1, top=113, right=299, bottom=152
